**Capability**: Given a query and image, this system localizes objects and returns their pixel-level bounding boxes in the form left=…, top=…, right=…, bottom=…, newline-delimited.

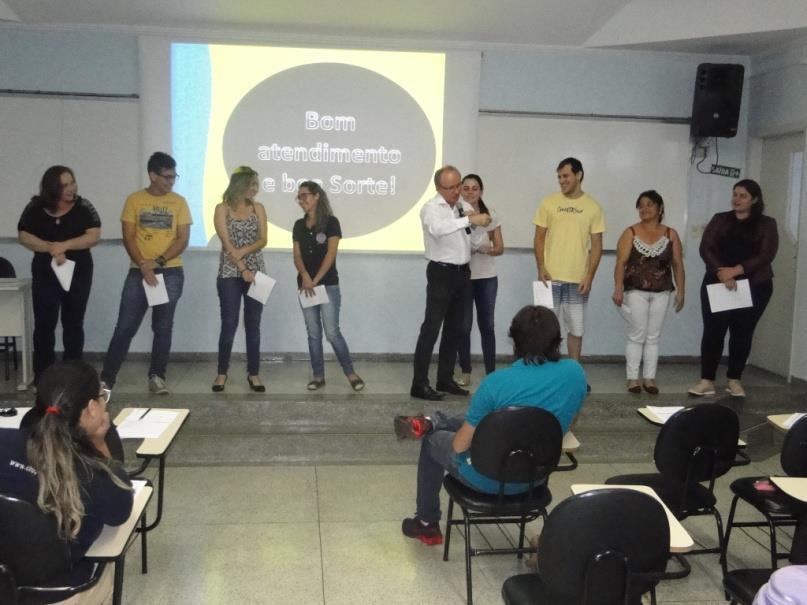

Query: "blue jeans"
left=457, top=276, right=498, bottom=375
left=101, top=268, right=184, bottom=387
left=416, top=412, right=474, bottom=523
left=217, top=277, right=264, bottom=376
left=300, top=284, right=355, bottom=378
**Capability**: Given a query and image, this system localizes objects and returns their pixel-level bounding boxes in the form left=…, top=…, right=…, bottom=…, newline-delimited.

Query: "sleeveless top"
left=218, top=210, right=266, bottom=278
left=623, top=227, right=675, bottom=292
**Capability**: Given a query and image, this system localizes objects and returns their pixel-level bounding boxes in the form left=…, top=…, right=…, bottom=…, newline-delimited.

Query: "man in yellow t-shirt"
left=101, top=152, right=192, bottom=394
left=533, top=157, right=605, bottom=368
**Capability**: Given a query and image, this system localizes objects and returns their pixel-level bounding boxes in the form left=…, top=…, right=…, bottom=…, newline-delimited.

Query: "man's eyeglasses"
left=438, top=183, right=461, bottom=191
left=158, top=172, right=179, bottom=181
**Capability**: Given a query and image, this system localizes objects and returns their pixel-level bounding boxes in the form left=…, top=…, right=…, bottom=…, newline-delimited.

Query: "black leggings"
left=31, top=261, right=93, bottom=382
left=699, top=279, right=772, bottom=380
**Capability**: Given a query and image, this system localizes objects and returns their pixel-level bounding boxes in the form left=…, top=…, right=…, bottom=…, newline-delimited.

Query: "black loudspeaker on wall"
left=690, top=63, right=744, bottom=138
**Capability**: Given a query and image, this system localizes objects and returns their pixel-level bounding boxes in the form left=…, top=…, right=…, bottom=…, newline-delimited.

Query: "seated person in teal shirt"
left=395, top=305, right=587, bottom=545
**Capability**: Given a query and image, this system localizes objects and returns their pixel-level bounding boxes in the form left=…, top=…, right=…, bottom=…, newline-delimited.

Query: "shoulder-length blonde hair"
left=222, top=166, right=259, bottom=209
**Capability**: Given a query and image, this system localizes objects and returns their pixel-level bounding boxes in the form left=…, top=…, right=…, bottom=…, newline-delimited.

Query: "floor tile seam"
left=152, top=519, right=322, bottom=527
left=315, top=465, right=327, bottom=605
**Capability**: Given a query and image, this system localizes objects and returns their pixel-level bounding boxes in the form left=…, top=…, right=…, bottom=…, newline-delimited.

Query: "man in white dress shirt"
left=411, top=166, right=492, bottom=401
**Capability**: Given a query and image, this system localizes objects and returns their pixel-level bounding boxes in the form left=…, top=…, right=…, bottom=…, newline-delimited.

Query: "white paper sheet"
left=298, top=285, right=330, bottom=308
left=50, top=258, right=75, bottom=291
left=142, top=273, right=169, bottom=307
left=646, top=406, right=684, bottom=424
left=131, top=479, right=147, bottom=494
left=783, top=413, right=807, bottom=429
left=116, top=407, right=178, bottom=439
left=706, top=279, right=753, bottom=313
left=532, top=280, right=553, bottom=308
left=247, top=271, right=277, bottom=305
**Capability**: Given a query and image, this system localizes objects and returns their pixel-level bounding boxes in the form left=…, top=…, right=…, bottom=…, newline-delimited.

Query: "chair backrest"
left=0, top=258, right=16, bottom=279
left=781, top=416, right=807, bottom=477
left=470, top=406, right=562, bottom=485
left=538, top=489, right=670, bottom=604
left=0, top=494, right=71, bottom=587
left=654, top=403, right=739, bottom=482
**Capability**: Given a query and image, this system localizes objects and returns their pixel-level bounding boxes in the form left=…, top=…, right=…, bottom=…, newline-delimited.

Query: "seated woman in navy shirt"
left=0, top=361, right=133, bottom=602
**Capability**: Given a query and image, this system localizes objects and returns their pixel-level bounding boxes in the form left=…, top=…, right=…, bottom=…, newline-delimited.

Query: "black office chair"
left=442, top=406, right=562, bottom=605
left=502, top=489, right=684, bottom=605
left=606, top=403, right=739, bottom=572
left=0, top=257, right=19, bottom=381
left=0, top=493, right=104, bottom=605
left=723, top=415, right=807, bottom=570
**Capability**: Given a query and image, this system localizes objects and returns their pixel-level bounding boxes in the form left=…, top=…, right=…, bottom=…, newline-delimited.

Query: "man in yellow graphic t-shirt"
left=533, top=157, right=605, bottom=374
left=101, top=152, right=192, bottom=394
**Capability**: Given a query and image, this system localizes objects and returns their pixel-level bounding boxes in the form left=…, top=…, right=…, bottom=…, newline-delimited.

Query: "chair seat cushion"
left=723, top=568, right=772, bottom=604
left=605, top=473, right=716, bottom=517
left=731, top=476, right=807, bottom=516
left=443, top=475, right=552, bottom=514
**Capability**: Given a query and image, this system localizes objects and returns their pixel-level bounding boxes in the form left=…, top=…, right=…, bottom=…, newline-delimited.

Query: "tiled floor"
left=2, top=359, right=799, bottom=604
left=121, top=458, right=794, bottom=605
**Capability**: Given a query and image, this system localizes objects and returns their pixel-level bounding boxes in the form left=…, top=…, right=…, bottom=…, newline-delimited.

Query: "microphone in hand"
left=457, top=205, right=472, bottom=234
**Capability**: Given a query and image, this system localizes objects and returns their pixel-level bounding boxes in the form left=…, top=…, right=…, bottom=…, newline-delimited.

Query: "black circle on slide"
left=222, top=63, right=436, bottom=237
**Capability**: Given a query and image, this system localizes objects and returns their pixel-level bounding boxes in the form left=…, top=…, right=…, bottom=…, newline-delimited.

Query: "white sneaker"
left=148, top=375, right=169, bottom=395
left=455, top=373, right=471, bottom=387
left=726, top=379, right=746, bottom=397
left=688, top=379, right=715, bottom=396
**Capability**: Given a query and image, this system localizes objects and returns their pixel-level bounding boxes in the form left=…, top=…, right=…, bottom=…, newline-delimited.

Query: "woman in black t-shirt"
left=18, top=166, right=101, bottom=383
left=292, top=181, right=364, bottom=392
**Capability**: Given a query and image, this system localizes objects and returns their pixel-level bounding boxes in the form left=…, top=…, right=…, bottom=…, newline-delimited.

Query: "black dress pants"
left=412, top=262, right=471, bottom=389
left=699, top=279, right=773, bottom=380
left=31, top=259, right=93, bottom=381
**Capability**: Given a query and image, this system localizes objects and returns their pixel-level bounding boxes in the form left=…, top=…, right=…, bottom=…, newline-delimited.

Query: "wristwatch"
left=155, top=255, right=167, bottom=267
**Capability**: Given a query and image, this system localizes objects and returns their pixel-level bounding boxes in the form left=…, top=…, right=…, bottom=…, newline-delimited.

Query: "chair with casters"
left=442, top=406, right=563, bottom=605
left=502, top=488, right=687, bottom=605
left=605, top=403, right=740, bottom=572
left=0, top=257, right=19, bottom=381
left=723, top=415, right=807, bottom=570
left=0, top=493, right=105, bottom=605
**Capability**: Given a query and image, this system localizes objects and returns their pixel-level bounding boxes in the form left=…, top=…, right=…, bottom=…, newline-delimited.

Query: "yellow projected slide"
left=172, top=43, right=444, bottom=251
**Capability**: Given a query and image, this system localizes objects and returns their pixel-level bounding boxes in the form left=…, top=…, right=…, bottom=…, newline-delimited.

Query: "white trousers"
left=624, top=289, right=671, bottom=380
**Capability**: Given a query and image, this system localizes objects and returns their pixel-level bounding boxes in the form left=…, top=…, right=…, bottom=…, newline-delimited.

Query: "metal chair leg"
left=443, top=498, right=454, bottom=562
left=464, top=514, right=473, bottom=605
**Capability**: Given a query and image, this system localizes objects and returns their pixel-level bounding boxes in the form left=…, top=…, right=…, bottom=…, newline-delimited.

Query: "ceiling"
left=3, top=0, right=807, bottom=56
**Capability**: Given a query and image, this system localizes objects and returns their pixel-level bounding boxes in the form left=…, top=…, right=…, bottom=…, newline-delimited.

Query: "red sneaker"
left=394, top=415, right=433, bottom=440
left=402, top=517, right=443, bottom=545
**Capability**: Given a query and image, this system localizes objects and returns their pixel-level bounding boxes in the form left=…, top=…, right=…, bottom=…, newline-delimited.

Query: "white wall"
left=748, top=44, right=807, bottom=380
left=0, top=26, right=757, bottom=360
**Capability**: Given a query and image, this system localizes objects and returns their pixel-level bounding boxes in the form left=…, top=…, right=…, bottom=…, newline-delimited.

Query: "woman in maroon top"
left=689, top=179, right=778, bottom=397
left=613, top=190, right=685, bottom=394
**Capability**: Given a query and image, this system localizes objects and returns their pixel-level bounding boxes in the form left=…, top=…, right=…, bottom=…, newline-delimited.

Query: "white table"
left=770, top=477, right=807, bottom=503
left=85, top=481, right=153, bottom=605
left=0, top=406, right=31, bottom=429
left=0, top=278, right=33, bottom=390
left=638, top=406, right=747, bottom=448
left=571, top=483, right=695, bottom=553
left=113, top=407, right=189, bottom=572
left=767, top=413, right=806, bottom=433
